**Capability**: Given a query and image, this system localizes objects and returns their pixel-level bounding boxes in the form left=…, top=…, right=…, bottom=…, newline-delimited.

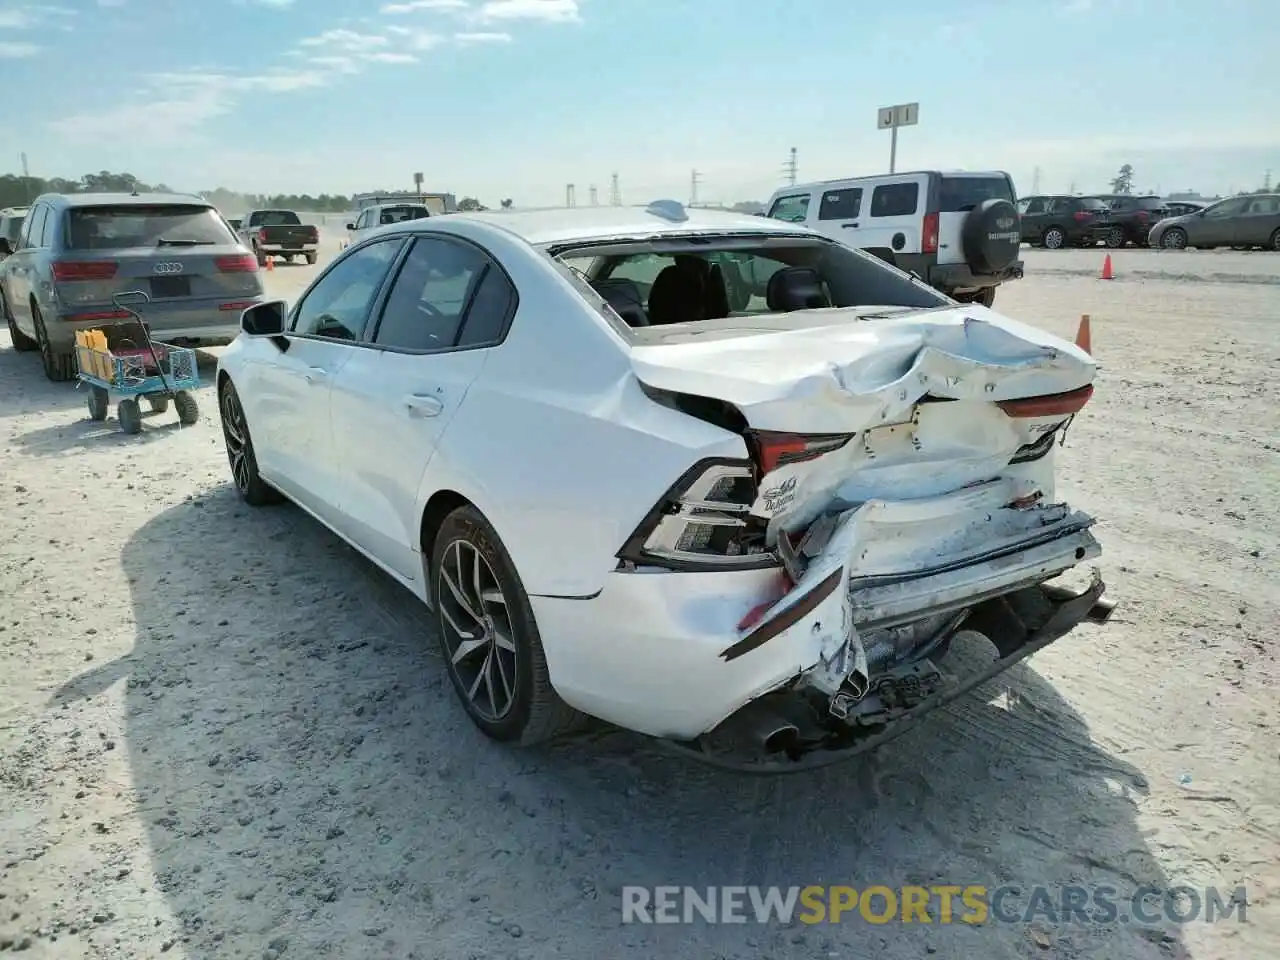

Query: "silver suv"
left=0, top=192, right=266, bottom=381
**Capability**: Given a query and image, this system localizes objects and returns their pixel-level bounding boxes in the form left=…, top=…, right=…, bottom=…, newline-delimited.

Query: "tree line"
left=0, top=170, right=498, bottom=214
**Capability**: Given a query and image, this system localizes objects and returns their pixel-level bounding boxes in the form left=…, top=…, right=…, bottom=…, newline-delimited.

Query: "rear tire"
left=1104, top=226, right=1126, bottom=249
left=254, top=245, right=267, bottom=268
left=33, top=305, right=76, bottom=382
left=305, top=253, right=317, bottom=266
left=1161, top=227, right=1188, bottom=250
left=1270, top=229, right=1280, bottom=252
left=118, top=398, right=142, bottom=435
left=87, top=387, right=108, bottom=422
left=431, top=505, right=586, bottom=746
left=1042, top=227, right=1066, bottom=250
left=148, top=396, right=170, bottom=414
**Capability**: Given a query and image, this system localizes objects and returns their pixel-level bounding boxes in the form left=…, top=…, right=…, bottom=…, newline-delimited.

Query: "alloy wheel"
left=437, top=538, right=518, bottom=722
left=220, top=385, right=251, bottom=493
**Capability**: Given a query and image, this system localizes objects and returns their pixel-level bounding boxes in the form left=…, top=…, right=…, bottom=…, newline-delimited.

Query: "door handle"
left=841, top=222, right=860, bottom=229
left=404, top=393, right=443, bottom=418
left=302, top=366, right=329, bottom=384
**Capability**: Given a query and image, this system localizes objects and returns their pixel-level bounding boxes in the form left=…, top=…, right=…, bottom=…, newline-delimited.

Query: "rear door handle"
left=302, top=366, right=329, bottom=384
left=404, top=393, right=443, bottom=418
left=841, top=222, right=860, bottom=229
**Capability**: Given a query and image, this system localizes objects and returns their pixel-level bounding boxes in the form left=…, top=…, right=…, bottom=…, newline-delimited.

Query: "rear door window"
left=938, top=176, right=1014, bottom=212
left=373, top=237, right=488, bottom=351
left=818, top=189, right=862, bottom=220
left=869, top=183, right=918, bottom=217
left=767, top=194, right=811, bottom=223
left=65, top=205, right=237, bottom=250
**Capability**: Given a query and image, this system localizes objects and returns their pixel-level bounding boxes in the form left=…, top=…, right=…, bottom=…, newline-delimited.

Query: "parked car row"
left=1016, top=192, right=1280, bottom=251
left=0, top=191, right=266, bottom=380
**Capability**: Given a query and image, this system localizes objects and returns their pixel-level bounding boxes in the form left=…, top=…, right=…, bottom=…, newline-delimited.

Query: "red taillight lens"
left=51, top=260, right=117, bottom=281
left=216, top=254, right=258, bottom=273
left=1135, top=210, right=1150, bottom=222
left=750, top=431, right=854, bottom=475
left=304, top=226, right=319, bottom=241
left=62, top=309, right=131, bottom=322
left=1073, top=210, right=1091, bottom=221
left=998, top=384, right=1093, bottom=418
left=258, top=228, right=269, bottom=243
left=922, top=211, right=939, bottom=254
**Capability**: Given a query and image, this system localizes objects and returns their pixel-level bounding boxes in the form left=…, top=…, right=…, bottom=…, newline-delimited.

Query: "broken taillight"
left=748, top=431, right=855, bottom=475
left=615, top=458, right=777, bottom=572
left=997, top=384, right=1093, bottom=419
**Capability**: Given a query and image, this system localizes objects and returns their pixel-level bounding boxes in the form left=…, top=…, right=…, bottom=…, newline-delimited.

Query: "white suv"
left=765, top=170, right=1023, bottom=306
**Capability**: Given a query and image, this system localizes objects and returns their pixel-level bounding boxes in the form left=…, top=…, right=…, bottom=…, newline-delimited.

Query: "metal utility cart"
left=73, top=291, right=201, bottom=434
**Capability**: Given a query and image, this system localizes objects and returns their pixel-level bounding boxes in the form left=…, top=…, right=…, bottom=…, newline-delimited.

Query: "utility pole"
left=609, top=172, right=621, bottom=206
left=877, top=102, right=918, bottom=174
left=20, top=152, right=32, bottom=202
left=1031, top=166, right=1041, bottom=194
left=565, top=183, right=576, bottom=208
left=1068, top=180, right=1077, bottom=194
left=782, top=147, right=798, bottom=186
left=690, top=169, right=701, bottom=206
left=1265, top=169, right=1273, bottom=192
left=588, top=184, right=598, bottom=206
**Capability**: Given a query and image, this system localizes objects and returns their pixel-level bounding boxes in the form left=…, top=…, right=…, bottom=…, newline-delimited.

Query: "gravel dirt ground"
left=1, top=242, right=1278, bottom=959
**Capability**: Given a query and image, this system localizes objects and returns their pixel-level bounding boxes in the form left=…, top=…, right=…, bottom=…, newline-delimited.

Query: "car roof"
left=35, top=192, right=212, bottom=209
left=775, top=170, right=1011, bottom=195
left=410, top=203, right=805, bottom=248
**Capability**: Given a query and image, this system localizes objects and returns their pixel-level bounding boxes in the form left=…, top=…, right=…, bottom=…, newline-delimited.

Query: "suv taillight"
left=258, top=228, right=269, bottom=243
left=51, top=260, right=117, bottom=281
left=1135, top=210, right=1150, bottom=222
left=616, top=459, right=776, bottom=571
left=1073, top=210, right=1092, bottom=221
left=922, top=212, right=939, bottom=254
left=215, top=254, right=258, bottom=273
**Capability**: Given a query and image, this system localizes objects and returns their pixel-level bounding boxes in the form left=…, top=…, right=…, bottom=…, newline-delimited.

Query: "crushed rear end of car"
left=542, top=305, right=1112, bottom=771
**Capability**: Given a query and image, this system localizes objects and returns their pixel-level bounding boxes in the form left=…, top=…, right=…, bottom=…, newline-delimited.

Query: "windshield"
left=554, top=237, right=946, bottom=339
left=378, top=206, right=430, bottom=224
left=65, top=205, right=236, bottom=250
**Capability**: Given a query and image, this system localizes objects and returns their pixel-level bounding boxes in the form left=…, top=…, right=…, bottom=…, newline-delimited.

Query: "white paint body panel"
left=217, top=206, right=1101, bottom=741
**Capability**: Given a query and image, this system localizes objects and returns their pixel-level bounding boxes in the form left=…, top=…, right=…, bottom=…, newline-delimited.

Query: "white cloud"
left=473, top=0, right=579, bottom=22
left=0, top=39, right=40, bottom=56
left=362, top=50, right=418, bottom=63
left=454, top=31, right=510, bottom=44
left=388, top=25, right=445, bottom=49
left=0, top=4, right=74, bottom=29
left=299, top=28, right=389, bottom=53
left=381, top=0, right=467, bottom=12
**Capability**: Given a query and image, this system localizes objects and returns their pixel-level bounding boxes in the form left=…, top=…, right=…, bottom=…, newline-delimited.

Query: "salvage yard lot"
left=1, top=243, right=1277, bottom=959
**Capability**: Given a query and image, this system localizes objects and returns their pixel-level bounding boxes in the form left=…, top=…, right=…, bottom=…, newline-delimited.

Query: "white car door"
left=329, top=234, right=512, bottom=581
left=248, top=236, right=406, bottom=523
left=811, top=183, right=865, bottom=248
left=861, top=177, right=926, bottom=255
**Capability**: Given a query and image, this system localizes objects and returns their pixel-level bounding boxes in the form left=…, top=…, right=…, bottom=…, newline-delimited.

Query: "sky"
left=1, top=0, right=1278, bottom=207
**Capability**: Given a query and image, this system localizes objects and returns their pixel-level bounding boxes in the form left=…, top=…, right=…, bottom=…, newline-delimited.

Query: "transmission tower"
left=565, top=183, right=576, bottom=208
left=1031, top=166, right=1041, bottom=194
left=1265, top=169, right=1273, bottom=192
left=690, top=169, right=702, bottom=206
left=588, top=184, right=599, bottom=206
left=783, top=147, right=798, bottom=186
left=609, top=172, right=621, bottom=206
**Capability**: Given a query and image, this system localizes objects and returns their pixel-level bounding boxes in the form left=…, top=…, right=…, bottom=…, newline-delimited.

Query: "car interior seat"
left=765, top=266, right=832, bottom=312
left=705, top=263, right=730, bottom=319
left=646, top=262, right=708, bottom=325
left=591, top=278, right=649, bottom=327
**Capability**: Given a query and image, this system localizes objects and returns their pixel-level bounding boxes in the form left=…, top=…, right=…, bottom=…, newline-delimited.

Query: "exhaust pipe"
left=759, top=720, right=801, bottom=755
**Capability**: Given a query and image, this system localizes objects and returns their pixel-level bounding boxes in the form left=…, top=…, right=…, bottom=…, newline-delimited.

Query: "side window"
left=767, top=194, right=811, bottom=223
left=1016, top=199, right=1031, bottom=215
left=869, top=183, right=919, bottom=217
left=818, top=189, right=862, bottom=220
left=373, top=237, right=488, bottom=351
left=1205, top=198, right=1247, bottom=219
left=291, top=238, right=404, bottom=340
left=456, top=264, right=516, bottom=348
left=23, top=205, right=47, bottom=248
left=1025, top=198, right=1047, bottom=214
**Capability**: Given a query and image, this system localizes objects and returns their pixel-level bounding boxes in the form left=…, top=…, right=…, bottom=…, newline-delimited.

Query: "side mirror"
left=0, top=238, right=12, bottom=256
left=241, top=300, right=288, bottom=337
left=346, top=223, right=356, bottom=231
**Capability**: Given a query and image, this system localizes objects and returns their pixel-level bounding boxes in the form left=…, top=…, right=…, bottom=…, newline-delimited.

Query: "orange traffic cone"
left=1100, top=254, right=1114, bottom=280
left=265, top=255, right=274, bottom=272
left=1075, top=314, right=1092, bottom=354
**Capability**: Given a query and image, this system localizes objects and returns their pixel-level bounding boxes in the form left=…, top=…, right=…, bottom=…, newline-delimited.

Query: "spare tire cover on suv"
left=960, top=198, right=1021, bottom=275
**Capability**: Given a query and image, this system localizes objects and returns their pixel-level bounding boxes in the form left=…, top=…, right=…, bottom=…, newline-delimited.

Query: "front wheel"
left=87, top=387, right=108, bottom=422
left=1042, top=227, right=1066, bottom=250
left=218, top=378, right=283, bottom=505
left=1104, top=226, right=1126, bottom=249
left=2, top=291, right=38, bottom=352
left=1270, top=229, right=1280, bottom=252
left=431, top=505, right=585, bottom=745
left=118, top=398, right=142, bottom=434
left=174, top=390, right=199, bottom=425
left=1161, top=227, right=1188, bottom=250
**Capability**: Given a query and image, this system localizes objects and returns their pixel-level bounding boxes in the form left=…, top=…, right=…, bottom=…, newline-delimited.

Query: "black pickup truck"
left=1091, top=195, right=1171, bottom=248
left=237, top=209, right=320, bottom=265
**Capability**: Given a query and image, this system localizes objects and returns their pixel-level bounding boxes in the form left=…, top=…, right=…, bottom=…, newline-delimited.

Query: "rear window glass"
left=1134, top=197, right=1168, bottom=210
left=939, top=176, right=1014, bottom=212
left=379, top=206, right=430, bottom=224
left=65, top=205, right=236, bottom=250
left=252, top=210, right=302, bottom=226
left=1078, top=198, right=1109, bottom=210
left=869, top=183, right=919, bottom=217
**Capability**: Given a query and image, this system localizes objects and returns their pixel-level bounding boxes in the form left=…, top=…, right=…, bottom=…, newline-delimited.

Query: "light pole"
left=877, top=102, right=919, bottom=174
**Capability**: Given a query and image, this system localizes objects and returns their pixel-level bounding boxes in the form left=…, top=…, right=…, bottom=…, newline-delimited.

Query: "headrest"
left=591, top=278, right=648, bottom=327
left=647, top=265, right=706, bottom=325
left=765, top=266, right=830, bottom=312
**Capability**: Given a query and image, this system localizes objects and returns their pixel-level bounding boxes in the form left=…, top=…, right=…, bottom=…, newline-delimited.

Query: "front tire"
left=1042, top=227, right=1066, bottom=250
left=2, top=291, right=38, bottom=352
left=1104, top=226, right=1126, bottom=249
left=218, top=378, right=283, bottom=506
left=118, top=398, right=142, bottom=434
left=431, top=505, right=584, bottom=745
left=1270, top=229, right=1280, bottom=252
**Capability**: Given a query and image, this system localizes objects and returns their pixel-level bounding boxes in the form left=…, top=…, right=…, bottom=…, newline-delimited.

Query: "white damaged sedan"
left=216, top=201, right=1112, bottom=771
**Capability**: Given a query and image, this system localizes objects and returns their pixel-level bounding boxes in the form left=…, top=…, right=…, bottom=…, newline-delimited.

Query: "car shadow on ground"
left=4, top=350, right=221, bottom=455
left=52, top=491, right=1187, bottom=960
